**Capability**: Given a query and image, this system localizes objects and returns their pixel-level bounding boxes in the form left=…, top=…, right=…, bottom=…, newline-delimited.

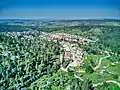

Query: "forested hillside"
left=0, top=20, right=120, bottom=90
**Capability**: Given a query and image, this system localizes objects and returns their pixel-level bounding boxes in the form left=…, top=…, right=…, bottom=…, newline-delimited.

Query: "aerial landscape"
left=0, top=0, right=120, bottom=90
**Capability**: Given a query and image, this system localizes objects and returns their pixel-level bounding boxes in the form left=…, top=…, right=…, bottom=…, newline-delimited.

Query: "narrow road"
left=76, top=70, right=85, bottom=73
left=106, top=80, right=120, bottom=87
left=60, top=64, right=69, bottom=72
left=93, top=51, right=110, bottom=70
left=60, top=45, right=118, bottom=89
left=60, top=52, right=85, bottom=82
left=60, top=53, right=69, bottom=72
left=74, top=74, right=84, bottom=81
left=93, top=80, right=120, bottom=87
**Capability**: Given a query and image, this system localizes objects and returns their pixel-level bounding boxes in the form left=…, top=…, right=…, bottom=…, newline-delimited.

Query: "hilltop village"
left=41, top=32, right=92, bottom=67
left=7, top=31, right=91, bottom=67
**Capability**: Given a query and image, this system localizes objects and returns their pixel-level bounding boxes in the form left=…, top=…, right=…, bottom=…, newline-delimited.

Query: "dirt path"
left=60, top=52, right=85, bottom=82
left=106, top=80, right=120, bottom=87
left=60, top=47, right=118, bottom=89
left=93, top=51, right=110, bottom=70
left=60, top=53, right=85, bottom=73
left=76, top=70, right=85, bottom=73
left=74, top=74, right=84, bottom=81
left=93, top=80, right=120, bottom=87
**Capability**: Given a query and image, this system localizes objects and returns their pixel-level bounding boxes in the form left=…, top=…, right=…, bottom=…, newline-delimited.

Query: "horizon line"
left=0, top=17, right=120, bottom=20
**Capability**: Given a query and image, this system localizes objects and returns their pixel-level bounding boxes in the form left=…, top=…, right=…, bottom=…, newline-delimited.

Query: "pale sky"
left=0, top=0, right=120, bottom=19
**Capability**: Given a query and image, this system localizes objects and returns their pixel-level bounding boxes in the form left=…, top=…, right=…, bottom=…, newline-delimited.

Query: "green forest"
left=0, top=20, right=120, bottom=90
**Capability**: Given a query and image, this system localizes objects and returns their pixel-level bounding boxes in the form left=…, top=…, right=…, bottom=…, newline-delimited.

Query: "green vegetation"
left=0, top=33, right=62, bottom=89
left=0, top=19, right=120, bottom=90
left=96, top=83, right=120, bottom=90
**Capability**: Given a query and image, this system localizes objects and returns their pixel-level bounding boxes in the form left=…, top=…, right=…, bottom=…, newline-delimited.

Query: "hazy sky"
left=0, top=0, right=120, bottom=19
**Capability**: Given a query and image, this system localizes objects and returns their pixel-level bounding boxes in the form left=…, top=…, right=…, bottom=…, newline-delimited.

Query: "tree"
left=84, top=61, right=94, bottom=74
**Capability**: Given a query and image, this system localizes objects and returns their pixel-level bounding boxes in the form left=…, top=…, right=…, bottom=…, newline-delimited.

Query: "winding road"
left=93, top=80, right=120, bottom=87
left=74, top=74, right=84, bottom=81
left=93, top=51, right=110, bottom=70
left=59, top=45, right=120, bottom=88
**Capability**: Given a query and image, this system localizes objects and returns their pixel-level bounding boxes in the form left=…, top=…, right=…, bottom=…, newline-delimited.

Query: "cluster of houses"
left=63, top=42, right=84, bottom=63
left=41, top=32, right=88, bottom=65
left=40, top=32, right=94, bottom=66
left=43, top=32, right=90, bottom=44
left=6, top=31, right=91, bottom=67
